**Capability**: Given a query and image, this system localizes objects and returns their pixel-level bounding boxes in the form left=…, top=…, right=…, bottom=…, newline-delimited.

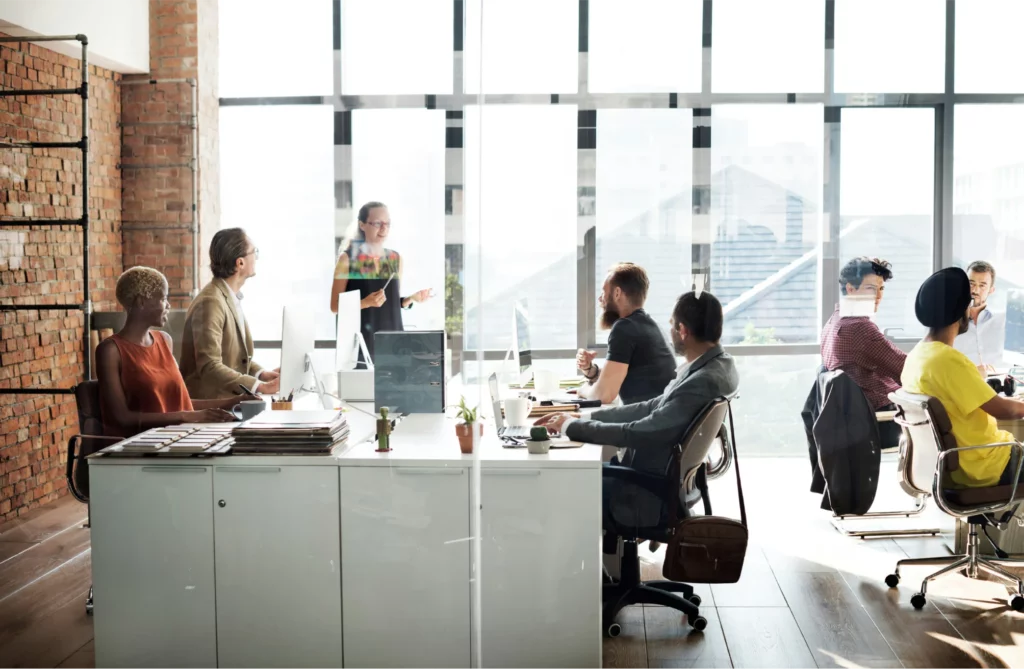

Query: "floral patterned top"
left=334, top=242, right=403, bottom=360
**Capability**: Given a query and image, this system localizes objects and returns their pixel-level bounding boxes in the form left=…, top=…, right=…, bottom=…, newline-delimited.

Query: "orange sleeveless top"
left=101, top=333, right=194, bottom=438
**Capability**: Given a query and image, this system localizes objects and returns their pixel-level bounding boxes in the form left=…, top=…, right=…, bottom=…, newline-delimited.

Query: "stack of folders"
left=231, top=410, right=350, bottom=455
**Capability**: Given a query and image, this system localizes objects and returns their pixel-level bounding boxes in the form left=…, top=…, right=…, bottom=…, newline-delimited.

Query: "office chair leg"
left=645, top=580, right=695, bottom=596
left=86, top=585, right=94, bottom=616
left=976, top=560, right=1024, bottom=595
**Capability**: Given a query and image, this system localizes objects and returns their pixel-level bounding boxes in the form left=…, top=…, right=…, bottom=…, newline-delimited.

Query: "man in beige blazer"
left=180, top=228, right=280, bottom=399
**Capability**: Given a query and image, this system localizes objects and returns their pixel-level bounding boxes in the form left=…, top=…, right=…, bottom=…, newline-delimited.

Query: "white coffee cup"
left=504, top=397, right=534, bottom=427
left=533, top=369, right=559, bottom=396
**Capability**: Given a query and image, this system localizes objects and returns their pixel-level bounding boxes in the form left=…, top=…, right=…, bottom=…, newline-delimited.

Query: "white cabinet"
left=479, top=468, right=602, bottom=668
left=90, top=464, right=217, bottom=668
left=213, top=465, right=342, bottom=668
left=339, top=466, right=471, bottom=668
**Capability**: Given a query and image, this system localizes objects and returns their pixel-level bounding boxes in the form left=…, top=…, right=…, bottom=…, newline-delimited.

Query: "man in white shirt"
left=954, top=261, right=1006, bottom=372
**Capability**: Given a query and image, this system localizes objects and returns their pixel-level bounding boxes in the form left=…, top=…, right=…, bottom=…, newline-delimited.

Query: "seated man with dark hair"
left=821, top=256, right=906, bottom=447
left=576, top=263, right=677, bottom=405
left=538, top=291, right=739, bottom=536
left=903, top=267, right=1024, bottom=488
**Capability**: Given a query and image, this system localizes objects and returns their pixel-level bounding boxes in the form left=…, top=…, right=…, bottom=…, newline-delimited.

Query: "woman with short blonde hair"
left=97, top=267, right=243, bottom=437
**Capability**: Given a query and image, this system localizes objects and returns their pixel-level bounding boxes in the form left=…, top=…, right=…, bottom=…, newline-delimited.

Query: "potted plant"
left=454, top=396, right=483, bottom=454
left=526, top=426, right=551, bottom=454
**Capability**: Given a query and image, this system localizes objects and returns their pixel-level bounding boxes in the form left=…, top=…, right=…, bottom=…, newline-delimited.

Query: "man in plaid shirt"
left=820, top=257, right=907, bottom=447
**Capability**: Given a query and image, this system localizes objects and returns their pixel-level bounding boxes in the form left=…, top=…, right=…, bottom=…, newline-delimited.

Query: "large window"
left=219, top=0, right=333, bottom=97
left=340, top=0, right=453, bottom=95
left=593, top=109, right=693, bottom=344
left=955, top=0, right=1024, bottom=94
left=219, top=105, right=336, bottom=342
left=711, top=105, right=824, bottom=345
left=953, top=106, right=1024, bottom=348
left=712, top=0, right=824, bottom=93
left=834, top=0, right=945, bottom=93
left=587, top=0, right=702, bottom=94
left=839, top=108, right=934, bottom=338
left=463, top=0, right=578, bottom=94
left=463, top=104, right=577, bottom=352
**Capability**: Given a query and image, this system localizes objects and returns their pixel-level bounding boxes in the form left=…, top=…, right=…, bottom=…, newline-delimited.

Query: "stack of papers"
left=231, top=410, right=350, bottom=454
left=509, top=377, right=585, bottom=390
left=106, top=425, right=233, bottom=457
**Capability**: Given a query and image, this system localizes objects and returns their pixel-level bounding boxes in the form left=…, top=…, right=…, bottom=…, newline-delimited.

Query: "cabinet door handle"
left=217, top=466, right=282, bottom=473
left=394, top=468, right=465, bottom=476
left=141, top=466, right=207, bottom=473
left=483, top=469, right=541, bottom=477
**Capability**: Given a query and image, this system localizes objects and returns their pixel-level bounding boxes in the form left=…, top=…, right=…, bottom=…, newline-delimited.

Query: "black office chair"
left=602, top=396, right=734, bottom=637
left=66, top=380, right=120, bottom=616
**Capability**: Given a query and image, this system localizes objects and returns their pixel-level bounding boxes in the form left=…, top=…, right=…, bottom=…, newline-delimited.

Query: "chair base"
left=830, top=495, right=940, bottom=539
left=86, top=585, right=93, bottom=616
left=887, top=522, right=1024, bottom=611
left=602, top=539, right=704, bottom=636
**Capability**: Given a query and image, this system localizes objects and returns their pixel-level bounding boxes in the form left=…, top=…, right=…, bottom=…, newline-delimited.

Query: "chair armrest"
left=933, top=441, right=1024, bottom=518
left=604, top=465, right=670, bottom=499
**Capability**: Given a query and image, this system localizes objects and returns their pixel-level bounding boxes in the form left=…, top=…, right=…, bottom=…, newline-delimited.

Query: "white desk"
left=88, top=408, right=602, bottom=668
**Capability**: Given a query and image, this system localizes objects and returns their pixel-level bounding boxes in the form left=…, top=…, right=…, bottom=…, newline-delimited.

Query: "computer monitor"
left=513, top=299, right=532, bottom=385
left=280, top=305, right=315, bottom=398
left=1006, top=289, right=1024, bottom=367
left=335, top=289, right=367, bottom=370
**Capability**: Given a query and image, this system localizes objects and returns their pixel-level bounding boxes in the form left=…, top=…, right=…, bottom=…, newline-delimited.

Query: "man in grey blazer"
left=537, top=290, right=739, bottom=537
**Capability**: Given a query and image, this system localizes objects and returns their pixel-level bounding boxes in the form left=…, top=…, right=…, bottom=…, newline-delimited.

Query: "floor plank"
left=774, top=570, right=900, bottom=668
left=0, top=498, right=87, bottom=545
left=0, top=527, right=91, bottom=601
left=0, top=551, right=93, bottom=669
left=841, top=572, right=985, bottom=669
left=603, top=606, right=648, bottom=669
left=933, top=596, right=1024, bottom=669
left=644, top=606, right=732, bottom=668
left=57, top=640, right=95, bottom=669
left=711, top=548, right=787, bottom=608
left=0, top=541, right=35, bottom=564
left=716, top=607, right=816, bottom=669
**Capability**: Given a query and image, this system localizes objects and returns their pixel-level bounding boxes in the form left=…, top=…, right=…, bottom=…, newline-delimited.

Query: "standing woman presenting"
left=330, top=201, right=431, bottom=360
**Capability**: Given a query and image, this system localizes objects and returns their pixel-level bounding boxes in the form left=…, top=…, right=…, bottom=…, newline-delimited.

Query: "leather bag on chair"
left=663, top=403, right=748, bottom=584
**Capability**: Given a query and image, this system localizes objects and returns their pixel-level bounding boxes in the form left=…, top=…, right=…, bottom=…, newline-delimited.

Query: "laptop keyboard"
left=499, top=426, right=560, bottom=439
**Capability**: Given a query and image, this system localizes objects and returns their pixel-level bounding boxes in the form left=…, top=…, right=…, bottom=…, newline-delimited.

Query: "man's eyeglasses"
left=245, top=247, right=259, bottom=260
left=365, top=221, right=392, bottom=230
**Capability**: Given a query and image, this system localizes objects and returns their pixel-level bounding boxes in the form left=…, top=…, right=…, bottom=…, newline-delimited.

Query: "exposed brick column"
left=121, top=0, right=219, bottom=306
left=0, top=35, right=123, bottom=523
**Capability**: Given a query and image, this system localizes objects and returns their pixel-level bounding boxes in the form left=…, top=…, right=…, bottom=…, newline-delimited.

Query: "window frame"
left=217, top=0, right=1022, bottom=358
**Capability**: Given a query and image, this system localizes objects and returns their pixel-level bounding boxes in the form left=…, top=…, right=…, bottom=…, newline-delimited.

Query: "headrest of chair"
left=74, top=380, right=104, bottom=438
left=889, top=389, right=958, bottom=471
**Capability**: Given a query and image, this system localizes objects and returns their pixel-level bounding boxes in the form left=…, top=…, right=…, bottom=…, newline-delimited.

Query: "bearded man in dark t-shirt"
left=576, top=263, right=677, bottom=406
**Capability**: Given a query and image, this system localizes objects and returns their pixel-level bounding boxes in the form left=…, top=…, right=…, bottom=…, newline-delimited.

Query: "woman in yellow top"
left=901, top=267, right=1024, bottom=487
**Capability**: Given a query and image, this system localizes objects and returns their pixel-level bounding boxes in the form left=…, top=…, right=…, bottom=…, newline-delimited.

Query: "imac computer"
left=280, top=305, right=315, bottom=399
left=336, top=289, right=370, bottom=370
left=511, top=299, right=533, bottom=385
left=1006, top=289, right=1024, bottom=368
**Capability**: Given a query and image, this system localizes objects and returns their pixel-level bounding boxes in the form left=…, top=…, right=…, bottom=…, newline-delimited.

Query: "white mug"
left=533, top=369, right=559, bottom=396
left=504, top=397, right=534, bottom=427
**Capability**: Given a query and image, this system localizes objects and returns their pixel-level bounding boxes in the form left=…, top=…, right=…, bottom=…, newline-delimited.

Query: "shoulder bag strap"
left=726, top=400, right=746, bottom=527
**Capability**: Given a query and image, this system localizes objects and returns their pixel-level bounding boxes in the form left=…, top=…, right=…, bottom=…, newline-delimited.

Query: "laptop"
left=488, top=373, right=559, bottom=442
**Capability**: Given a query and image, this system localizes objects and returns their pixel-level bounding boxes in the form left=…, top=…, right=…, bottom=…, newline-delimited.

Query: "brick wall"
left=0, top=35, right=123, bottom=523
left=122, top=0, right=219, bottom=306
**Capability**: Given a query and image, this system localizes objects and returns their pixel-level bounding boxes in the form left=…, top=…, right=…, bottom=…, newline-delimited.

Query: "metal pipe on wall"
left=81, top=35, right=92, bottom=380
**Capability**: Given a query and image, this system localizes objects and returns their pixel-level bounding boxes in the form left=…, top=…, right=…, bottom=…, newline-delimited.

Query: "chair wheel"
left=689, top=594, right=702, bottom=607
left=605, top=623, right=622, bottom=638
left=86, top=603, right=94, bottom=616
left=885, top=574, right=900, bottom=588
left=911, top=593, right=926, bottom=609
left=1010, top=596, right=1024, bottom=613
left=691, top=616, right=708, bottom=631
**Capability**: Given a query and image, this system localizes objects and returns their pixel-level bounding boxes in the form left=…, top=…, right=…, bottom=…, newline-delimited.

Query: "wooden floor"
left=3, top=458, right=1024, bottom=668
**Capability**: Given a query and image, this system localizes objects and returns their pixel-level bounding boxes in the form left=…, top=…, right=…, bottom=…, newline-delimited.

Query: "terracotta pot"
left=456, top=422, right=483, bottom=454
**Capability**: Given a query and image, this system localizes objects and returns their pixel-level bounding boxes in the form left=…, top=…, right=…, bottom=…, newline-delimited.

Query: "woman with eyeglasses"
left=330, top=201, right=432, bottom=360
